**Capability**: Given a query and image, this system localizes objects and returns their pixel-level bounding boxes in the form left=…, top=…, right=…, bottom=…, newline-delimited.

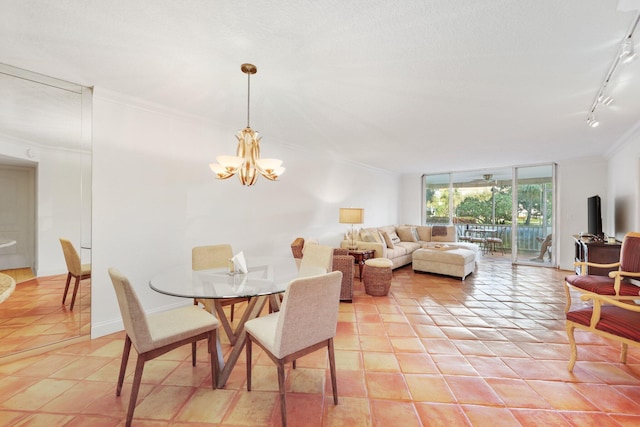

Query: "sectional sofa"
left=340, top=225, right=480, bottom=270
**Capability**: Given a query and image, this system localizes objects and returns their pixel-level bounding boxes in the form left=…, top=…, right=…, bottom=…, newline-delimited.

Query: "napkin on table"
left=231, top=251, right=248, bottom=274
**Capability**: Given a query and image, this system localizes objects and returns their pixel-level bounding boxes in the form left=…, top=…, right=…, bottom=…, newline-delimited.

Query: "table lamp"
left=339, top=208, right=364, bottom=249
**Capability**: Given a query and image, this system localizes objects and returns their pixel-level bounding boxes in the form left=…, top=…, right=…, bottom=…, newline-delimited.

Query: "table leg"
left=216, top=295, right=268, bottom=388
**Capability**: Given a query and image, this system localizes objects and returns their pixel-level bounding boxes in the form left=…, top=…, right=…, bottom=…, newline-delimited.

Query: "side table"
left=348, top=249, right=375, bottom=281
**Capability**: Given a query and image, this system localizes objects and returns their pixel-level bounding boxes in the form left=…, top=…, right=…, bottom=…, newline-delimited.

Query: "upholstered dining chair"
left=59, top=238, right=91, bottom=310
left=245, top=270, right=343, bottom=427
left=108, top=268, right=220, bottom=427
left=192, top=244, right=249, bottom=323
left=565, top=231, right=640, bottom=312
left=298, top=243, right=334, bottom=277
left=291, top=238, right=355, bottom=301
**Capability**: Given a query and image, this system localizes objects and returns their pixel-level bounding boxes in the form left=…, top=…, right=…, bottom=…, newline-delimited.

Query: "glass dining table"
left=149, top=255, right=298, bottom=388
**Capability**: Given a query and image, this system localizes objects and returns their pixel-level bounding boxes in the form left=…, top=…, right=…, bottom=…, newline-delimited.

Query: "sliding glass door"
left=513, top=164, right=556, bottom=266
left=422, top=164, right=556, bottom=267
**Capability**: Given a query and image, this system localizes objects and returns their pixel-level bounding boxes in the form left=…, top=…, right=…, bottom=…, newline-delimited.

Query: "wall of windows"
left=422, top=164, right=556, bottom=266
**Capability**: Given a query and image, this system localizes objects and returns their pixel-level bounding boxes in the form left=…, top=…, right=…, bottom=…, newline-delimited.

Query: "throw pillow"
left=389, top=231, right=401, bottom=245
left=374, top=231, right=384, bottom=244
left=380, top=231, right=395, bottom=249
left=396, top=226, right=417, bottom=242
left=411, top=227, right=420, bottom=242
left=416, top=226, right=431, bottom=242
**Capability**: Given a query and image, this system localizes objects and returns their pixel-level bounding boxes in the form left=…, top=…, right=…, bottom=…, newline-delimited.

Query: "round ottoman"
left=363, top=258, right=393, bottom=296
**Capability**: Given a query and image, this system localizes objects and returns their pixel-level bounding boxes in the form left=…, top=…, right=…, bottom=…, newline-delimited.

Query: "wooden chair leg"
left=328, top=338, right=338, bottom=405
left=117, top=335, right=132, bottom=396
left=230, top=304, right=235, bottom=322
left=209, top=330, right=219, bottom=390
left=69, top=275, right=81, bottom=310
left=246, top=335, right=252, bottom=391
left=566, top=322, right=577, bottom=372
left=191, top=342, right=197, bottom=366
left=277, top=360, right=287, bottom=427
left=126, top=355, right=146, bottom=427
left=62, top=272, right=72, bottom=304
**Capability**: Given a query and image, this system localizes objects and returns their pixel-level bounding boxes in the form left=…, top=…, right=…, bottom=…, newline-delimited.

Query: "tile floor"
left=1, top=258, right=640, bottom=426
left=0, top=272, right=91, bottom=355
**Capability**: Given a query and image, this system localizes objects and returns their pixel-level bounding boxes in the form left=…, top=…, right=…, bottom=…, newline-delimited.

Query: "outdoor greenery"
left=425, top=183, right=552, bottom=226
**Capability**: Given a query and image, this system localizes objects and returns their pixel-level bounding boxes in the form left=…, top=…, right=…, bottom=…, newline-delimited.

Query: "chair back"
left=192, top=244, right=233, bottom=270
left=108, top=268, right=154, bottom=353
left=275, top=271, right=342, bottom=357
left=59, top=238, right=82, bottom=276
left=620, top=232, right=640, bottom=272
left=299, top=244, right=334, bottom=277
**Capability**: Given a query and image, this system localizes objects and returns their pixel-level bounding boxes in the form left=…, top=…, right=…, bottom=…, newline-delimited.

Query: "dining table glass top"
left=149, top=256, right=299, bottom=299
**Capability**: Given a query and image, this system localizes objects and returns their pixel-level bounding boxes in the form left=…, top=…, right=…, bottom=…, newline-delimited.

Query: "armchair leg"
left=566, top=322, right=578, bottom=372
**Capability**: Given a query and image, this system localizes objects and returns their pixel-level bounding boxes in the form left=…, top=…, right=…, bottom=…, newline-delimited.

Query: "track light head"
left=620, top=37, right=637, bottom=64
left=587, top=116, right=600, bottom=128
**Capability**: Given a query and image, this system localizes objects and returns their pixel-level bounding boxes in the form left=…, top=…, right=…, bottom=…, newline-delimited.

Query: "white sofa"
left=340, top=225, right=479, bottom=270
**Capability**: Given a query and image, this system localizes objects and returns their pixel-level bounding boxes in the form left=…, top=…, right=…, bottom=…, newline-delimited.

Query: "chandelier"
left=209, top=63, right=285, bottom=186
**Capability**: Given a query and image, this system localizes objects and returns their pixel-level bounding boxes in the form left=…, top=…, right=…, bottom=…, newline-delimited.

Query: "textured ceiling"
left=1, top=0, right=640, bottom=174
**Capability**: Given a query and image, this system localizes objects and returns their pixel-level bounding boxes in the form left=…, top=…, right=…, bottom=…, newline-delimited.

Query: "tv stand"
left=573, top=235, right=621, bottom=276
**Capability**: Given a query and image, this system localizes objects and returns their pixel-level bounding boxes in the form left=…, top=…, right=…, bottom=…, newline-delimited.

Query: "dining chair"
left=108, top=268, right=220, bottom=427
left=59, top=238, right=91, bottom=310
left=298, top=243, right=334, bottom=277
left=245, top=270, right=343, bottom=427
left=565, top=231, right=640, bottom=312
left=192, top=244, right=249, bottom=323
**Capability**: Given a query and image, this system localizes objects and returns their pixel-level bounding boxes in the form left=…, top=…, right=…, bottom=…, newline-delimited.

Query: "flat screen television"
left=587, top=195, right=603, bottom=239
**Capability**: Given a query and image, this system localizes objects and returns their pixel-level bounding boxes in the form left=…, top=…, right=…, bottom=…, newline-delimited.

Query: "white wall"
left=556, top=156, right=608, bottom=270
left=91, top=88, right=399, bottom=338
left=607, top=125, right=640, bottom=240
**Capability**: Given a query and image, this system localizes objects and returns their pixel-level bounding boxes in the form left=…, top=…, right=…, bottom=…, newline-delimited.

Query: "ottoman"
left=363, top=258, right=393, bottom=296
left=412, top=247, right=476, bottom=280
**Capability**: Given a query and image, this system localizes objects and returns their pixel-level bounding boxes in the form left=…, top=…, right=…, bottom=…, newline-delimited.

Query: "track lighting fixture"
left=586, top=12, right=640, bottom=128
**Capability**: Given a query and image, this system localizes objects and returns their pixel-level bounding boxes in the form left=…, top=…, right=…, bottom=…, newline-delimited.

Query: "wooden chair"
left=59, top=238, right=91, bottom=310
left=566, top=292, right=640, bottom=372
left=108, top=268, right=219, bottom=427
left=564, top=231, right=640, bottom=312
left=245, top=271, right=342, bottom=427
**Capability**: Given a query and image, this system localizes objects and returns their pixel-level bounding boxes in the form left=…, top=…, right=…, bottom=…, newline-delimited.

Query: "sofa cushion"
left=397, top=226, right=417, bottom=242
left=396, top=241, right=421, bottom=253
left=359, top=228, right=377, bottom=242
left=381, top=231, right=395, bottom=249
left=386, top=246, right=407, bottom=258
left=431, top=226, right=456, bottom=242
left=416, top=226, right=432, bottom=242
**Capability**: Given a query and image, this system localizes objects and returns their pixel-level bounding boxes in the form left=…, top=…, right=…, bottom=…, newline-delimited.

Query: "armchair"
left=564, top=232, right=640, bottom=312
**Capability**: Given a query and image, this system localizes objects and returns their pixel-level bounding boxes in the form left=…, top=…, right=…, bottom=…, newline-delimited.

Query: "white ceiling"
left=1, top=0, right=640, bottom=174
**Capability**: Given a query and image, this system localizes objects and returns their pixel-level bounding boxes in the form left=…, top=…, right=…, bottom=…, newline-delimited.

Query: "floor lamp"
left=339, top=208, right=364, bottom=250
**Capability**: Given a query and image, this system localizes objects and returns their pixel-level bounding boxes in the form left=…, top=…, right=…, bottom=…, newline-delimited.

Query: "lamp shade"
left=339, top=208, right=364, bottom=224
